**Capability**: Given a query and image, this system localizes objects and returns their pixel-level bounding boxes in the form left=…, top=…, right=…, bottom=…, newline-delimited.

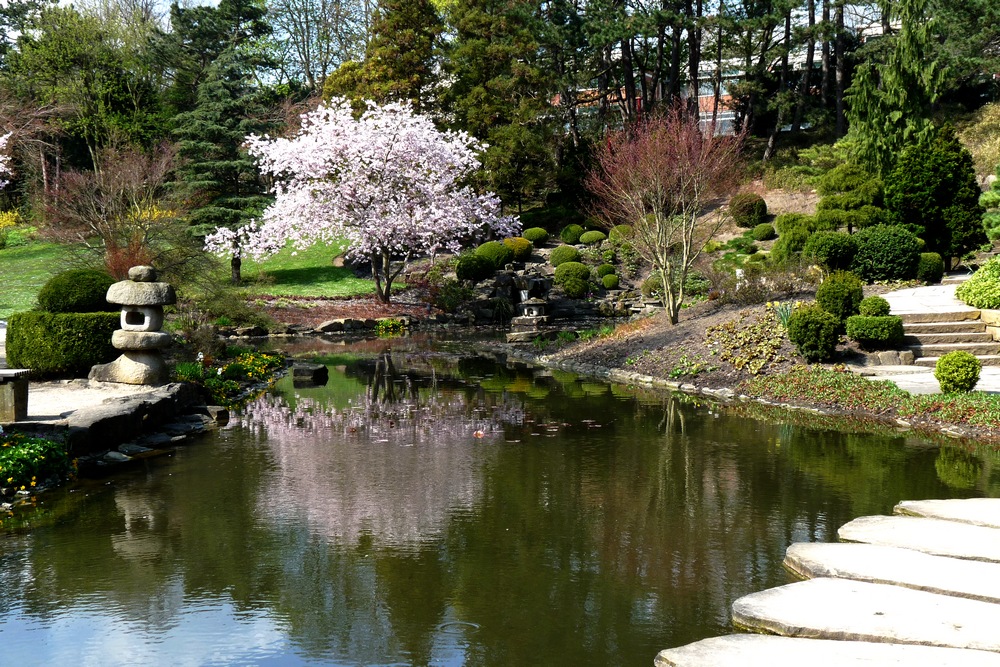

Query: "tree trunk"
left=821, top=0, right=830, bottom=107
left=231, top=255, right=242, bottom=285
left=834, top=0, right=846, bottom=136
left=764, top=10, right=792, bottom=162
left=686, top=0, right=703, bottom=118
left=711, top=0, right=725, bottom=131
left=792, top=0, right=816, bottom=131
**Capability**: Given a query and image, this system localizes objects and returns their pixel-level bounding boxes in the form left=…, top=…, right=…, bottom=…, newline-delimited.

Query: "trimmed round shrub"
left=6, top=311, right=119, bottom=377
left=579, top=230, right=607, bottom=245
left=934, top=350, right=981, bottom=393
left=36, top=268, right=115, bottom=313
left=769, top=227, right=811, bottom=266
left=502, top=236, right=534, bottom=262
left=522, top=227, right=550, bottom=245
left=729, top=192, right=768, bottom=228
left=851, top=225, right=921, bottom=283
left=802, top=231, right=858, bottom=271
left=641, top=274, right=663, bottom=298
left=917, top=252, right=945, bottom=284
left=609, top=225, right=633, bottom=243
left=726, top=234, right=758, bottom=254
left=549, top=244, right=581, bottom=267
left=859, top=295, right=891, bottom=317
left=956, top=256, right=1000, bottom=308
left=845, top=315, right=904, bottom=350
left=602, top=274, right=620, bottom=289
left=476, top=240, right=515, bottom=269
left=774, top=213, right=815, bottom=236
left=752, top=223, right=776, bottom=241
left=560, top=224, right=584, bottom=244
left=561, top=276, right=588, bottom=298
left=554, top=261, right=591, bottom=287
left=456, top=253, right=494, bottom=283
left=787, top=304, right=840, bottom=363
left=816, top=270, right=864, bottom=324
left=596, top=263, right=617, bottom=278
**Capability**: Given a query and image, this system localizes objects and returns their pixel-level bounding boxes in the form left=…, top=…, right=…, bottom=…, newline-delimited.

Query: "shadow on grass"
left=264, top=265, right=356, bottom=286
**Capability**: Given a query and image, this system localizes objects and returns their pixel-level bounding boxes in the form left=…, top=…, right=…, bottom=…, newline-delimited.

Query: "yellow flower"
left=30, top=481, right=36, bottom=487
left=6, top=477, right=11, bottom=483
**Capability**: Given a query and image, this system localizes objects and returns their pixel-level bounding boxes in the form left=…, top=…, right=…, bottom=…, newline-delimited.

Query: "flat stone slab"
left=838, top=515, right=1000, bottom=562
left=655, top=635, right=1000, bottom=666
left=895, top=498, right=1000, bottom=528
left=732, top=578, right=1000, bottom=652
left=784, top=542, right=1000, bottom=603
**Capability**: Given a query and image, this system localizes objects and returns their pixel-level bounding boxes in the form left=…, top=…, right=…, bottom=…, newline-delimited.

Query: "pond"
left=1, top=337, right=997, bottom=666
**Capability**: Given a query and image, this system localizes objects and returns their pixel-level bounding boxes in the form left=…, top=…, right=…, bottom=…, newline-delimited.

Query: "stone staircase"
left=901, top=310, right=1000, bottom=367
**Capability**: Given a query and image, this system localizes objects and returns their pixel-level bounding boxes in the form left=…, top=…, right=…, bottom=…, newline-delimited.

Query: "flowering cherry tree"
left=207, top=98, right=518, bottom=302
left=0, top=132, right=13, bottom=189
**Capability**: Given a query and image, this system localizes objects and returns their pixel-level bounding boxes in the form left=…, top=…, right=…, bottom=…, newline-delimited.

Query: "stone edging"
left=496, top=346, right=994, bottom=444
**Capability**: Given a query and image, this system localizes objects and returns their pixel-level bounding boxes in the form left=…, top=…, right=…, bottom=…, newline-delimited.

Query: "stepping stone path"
left=655, top=498, right=1000, bottom=666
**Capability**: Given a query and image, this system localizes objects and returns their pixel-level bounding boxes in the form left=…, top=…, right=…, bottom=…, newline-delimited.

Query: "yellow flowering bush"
left=0, top=429, right=72, bottom=493
left=0, top=210, right=20, bottom=229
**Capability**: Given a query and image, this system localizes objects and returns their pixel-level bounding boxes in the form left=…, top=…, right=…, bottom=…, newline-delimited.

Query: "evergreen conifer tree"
left=885, top=126, right=986, bottom=268
left=172, top=50, right=274, bottom=283
left=444, top=0, right=554, bottom=211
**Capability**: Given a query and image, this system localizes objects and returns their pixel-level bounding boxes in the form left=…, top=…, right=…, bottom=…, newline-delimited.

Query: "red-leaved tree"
left=586, top=106, right=745, bottom=324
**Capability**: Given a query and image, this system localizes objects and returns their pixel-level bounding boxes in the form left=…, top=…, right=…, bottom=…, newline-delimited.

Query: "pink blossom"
left=208, top=99, right=519, bottom=302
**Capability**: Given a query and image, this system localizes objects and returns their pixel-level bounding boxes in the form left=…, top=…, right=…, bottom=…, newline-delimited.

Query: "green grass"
left=0, top=242, right=75, bottom=320
left=241, top=241, right=377, bottom=298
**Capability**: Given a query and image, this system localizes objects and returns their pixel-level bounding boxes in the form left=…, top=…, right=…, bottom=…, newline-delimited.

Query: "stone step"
left=784, top=542, right=1000, bottom=603
left=655, top=635, right=1000, bottom=667
left=915, top=355, right=1000, bottom=367
left=907, top=341, right=1000, bottom=357
left=898, top=310, right=981, bottom=324
left=903, top=321, right=987, bottom=335
left=894, top=498, right=1000, bottom=529
left=838, top=515, right=1000, bottom=562
left=904, top=332, right=996, bottom=345
left=731, top=578, right=1000, bottom=652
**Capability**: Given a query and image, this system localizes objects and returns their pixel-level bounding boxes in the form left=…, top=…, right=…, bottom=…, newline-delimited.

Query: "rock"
left=838, top=515, right=1000, bottom=562
left=784, top=541, right=1000, bottom=604
left=112, top=330, right=172, bottom=350
left=878, top=350, right=902, bottom=365
left=315, top=319, right=345, bottom=333
left=90, top=351, right=169, bottom=385
left=732, top=578, right=1000, bottom=652
left=118, top=443, right=153, bottom=456
left=899, top=350, right=915, bottom=365
left=655, top=635, right=1000, bottom=666
left=234, top=325, right=267, bottom=337
left=102, top=451, right=131, bottom=463
left=894, top=498, right=1000, bottom=529
left=106, top=281, right=177, bottom=306
left=292, top=363, right=329, bottom=385
left=127, top=265, right=158, bottom=282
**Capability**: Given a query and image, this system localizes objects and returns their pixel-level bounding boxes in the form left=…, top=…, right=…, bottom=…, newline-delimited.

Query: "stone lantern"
left=90, top=266, right=176, bottom=385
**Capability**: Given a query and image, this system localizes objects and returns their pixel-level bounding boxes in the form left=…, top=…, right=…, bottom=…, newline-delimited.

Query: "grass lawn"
left=0, top=241, right=75, bottom=320
left=242, top=241, right=378, bottom=299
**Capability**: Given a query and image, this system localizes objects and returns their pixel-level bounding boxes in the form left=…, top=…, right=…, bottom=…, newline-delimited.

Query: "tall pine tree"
left=846, top=0, right=944, bottom=177
left=173, top=50, right=275, bottom=283
left=445, top=0, right=554, bottom=212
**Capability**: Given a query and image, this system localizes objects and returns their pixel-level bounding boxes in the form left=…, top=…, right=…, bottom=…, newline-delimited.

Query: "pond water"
left=1, top=337, right=997, bottom=666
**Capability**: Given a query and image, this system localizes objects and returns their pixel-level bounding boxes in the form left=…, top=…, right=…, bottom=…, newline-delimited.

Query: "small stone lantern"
left=89, top=266, right=176, bottom=385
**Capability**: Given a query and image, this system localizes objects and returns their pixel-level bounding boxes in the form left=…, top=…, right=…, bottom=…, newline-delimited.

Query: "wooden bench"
left=0, top=369, right=29, bottom=422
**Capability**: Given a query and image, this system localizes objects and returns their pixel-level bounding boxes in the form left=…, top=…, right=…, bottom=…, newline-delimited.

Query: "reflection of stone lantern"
left=90, top=266, right=176, bottom=385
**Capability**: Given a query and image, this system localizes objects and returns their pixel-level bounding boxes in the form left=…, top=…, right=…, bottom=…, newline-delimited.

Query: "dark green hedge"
left=845, top=315, right=904, bottom=350
left=7, top=312, right=119, bottom=378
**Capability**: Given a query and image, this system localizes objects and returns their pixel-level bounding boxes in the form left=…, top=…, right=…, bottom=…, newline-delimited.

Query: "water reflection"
left=0, top=349, right=995, bottom=666
left=243, top=353, right=519, bottom=547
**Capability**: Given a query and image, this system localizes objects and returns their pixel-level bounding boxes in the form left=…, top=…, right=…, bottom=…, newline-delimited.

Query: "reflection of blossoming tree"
left=240, top=360, right=524, bottom=545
